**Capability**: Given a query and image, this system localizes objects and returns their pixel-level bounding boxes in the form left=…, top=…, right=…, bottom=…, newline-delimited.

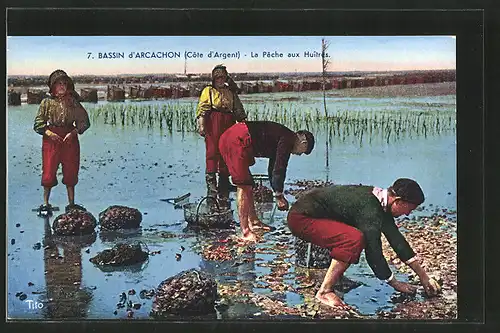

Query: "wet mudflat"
left=286, top=180, right=457, bottom=319
left=7, top=85, right=456, bottom=320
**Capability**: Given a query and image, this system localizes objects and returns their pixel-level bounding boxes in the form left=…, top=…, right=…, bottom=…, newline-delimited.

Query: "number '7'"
left=87, top=52, right=92, bottom=59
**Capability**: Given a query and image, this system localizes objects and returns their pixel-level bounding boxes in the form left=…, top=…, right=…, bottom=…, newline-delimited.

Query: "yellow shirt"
left=195, top=85, right=246, bottom=121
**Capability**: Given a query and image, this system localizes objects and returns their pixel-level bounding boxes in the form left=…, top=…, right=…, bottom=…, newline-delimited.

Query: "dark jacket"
left=246, top=121, right=297, bottom=193
left=290, top=184, right=416, bottom=280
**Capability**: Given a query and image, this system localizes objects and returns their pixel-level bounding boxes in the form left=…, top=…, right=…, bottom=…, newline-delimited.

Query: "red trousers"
left=41, top=126, right=80, bottom=187
left=204, top=111, right=235, bottom=175
left=287, top=210, right=365, bottom=264
left=218, top=122, right=255, bottom=186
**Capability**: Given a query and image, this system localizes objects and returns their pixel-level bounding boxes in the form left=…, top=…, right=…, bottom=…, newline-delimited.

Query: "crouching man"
left=287, top=178, right=441, bottom=309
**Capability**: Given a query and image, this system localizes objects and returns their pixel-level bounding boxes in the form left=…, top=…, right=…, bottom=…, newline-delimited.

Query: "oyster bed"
left=9, top=179, right=457, bottom=320
left=277, top=179, right=458, bottom=319
left=7, top=87, right=457, bottom=320
left=52, top=210, right=97, bottom=236
left=99, top=205, right=142, bottom=230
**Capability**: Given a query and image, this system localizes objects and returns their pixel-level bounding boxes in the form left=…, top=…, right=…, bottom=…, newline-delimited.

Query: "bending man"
left=219, top=121, right=314, bottom=242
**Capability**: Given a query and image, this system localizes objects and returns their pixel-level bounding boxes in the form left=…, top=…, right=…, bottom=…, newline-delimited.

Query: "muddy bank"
left=241, top=82, right=455, bottom=104
left=327, top=82, right=455, bottom=98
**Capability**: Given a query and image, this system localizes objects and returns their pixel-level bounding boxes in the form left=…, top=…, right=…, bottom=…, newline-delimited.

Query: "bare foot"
left=315, top=291, right=351, bottom=310
left=240, top=231, right=258, bottom=243
left=249, top=220, right=274, bottom=232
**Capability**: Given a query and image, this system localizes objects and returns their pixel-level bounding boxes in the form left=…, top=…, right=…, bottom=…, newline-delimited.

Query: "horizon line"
left=8, top=68, right=456, bottom=77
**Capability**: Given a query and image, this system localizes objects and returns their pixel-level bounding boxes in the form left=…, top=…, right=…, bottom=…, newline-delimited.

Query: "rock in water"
left=151, top=269, right=217, bottom=316
left=99, top=205, right=142, bottom=230
left=294, top=237, right=332, bottom=269
left=89, top=242, right=148, bottom=266
left=52, top=210, right=97, bottom=236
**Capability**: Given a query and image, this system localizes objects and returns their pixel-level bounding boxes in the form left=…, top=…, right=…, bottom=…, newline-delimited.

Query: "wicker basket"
left=294, top=237, right=332, bottom=269
left=183, top=196, right=234, bottom=229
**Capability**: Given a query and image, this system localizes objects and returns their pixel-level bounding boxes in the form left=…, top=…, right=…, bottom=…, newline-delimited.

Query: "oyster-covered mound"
left=89, top=242, right=148, bottom=266
left=151, top=269, right=217, bottom=316
left=253, top=184, right=274, bottom=203
left=294, top=237, right=332, bottom=269
left=52, top=210, right=97, bottom=236
left=99, top=205, right=142, bottom=230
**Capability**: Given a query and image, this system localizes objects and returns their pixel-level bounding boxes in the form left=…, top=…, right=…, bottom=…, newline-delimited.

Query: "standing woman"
left=33, top=69, right=90, bottom=214
left=196, top=65, right=247, bottom=207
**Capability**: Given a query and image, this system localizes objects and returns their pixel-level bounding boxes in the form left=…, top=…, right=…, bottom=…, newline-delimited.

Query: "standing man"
left=196, top=65, right=246, bottom=208
left=34, top=69, right=90, bottom=215
left=219, top=121, right=315, bottom=242
left=287, top=178, right=441, bottom=309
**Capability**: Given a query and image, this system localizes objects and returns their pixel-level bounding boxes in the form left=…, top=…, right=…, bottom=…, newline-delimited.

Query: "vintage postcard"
left=7, top=35, right=457, bottom=320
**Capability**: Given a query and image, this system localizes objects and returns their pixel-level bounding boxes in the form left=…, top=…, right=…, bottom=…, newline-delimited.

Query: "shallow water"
left=244, top=92, right=456, bottom=114
left=7, top=91, right=456, bottom=320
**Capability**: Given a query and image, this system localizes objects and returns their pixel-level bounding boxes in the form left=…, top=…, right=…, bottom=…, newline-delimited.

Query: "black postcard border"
left=4, top=6, right=493, bottom=333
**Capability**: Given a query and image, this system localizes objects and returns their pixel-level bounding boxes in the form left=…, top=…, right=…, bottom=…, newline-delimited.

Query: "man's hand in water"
left=388, top=279, right=418, bottom=294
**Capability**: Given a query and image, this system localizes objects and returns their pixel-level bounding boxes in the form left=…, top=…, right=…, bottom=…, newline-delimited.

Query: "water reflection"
left=42, top=217, right=96, bottom=319
left=254, top=202, right=278, bottom=225
left=98, top=228, right=143, bottom=244
left=200, top=246, right=256, bottom=293
left=199, top=242, right=257, bottom=319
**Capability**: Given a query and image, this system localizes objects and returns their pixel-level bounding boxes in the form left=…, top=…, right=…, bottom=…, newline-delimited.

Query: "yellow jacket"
left=195, top=85, right=246, bottom=121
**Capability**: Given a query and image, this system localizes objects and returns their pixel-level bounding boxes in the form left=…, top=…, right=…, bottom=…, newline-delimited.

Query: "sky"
left=6, top=36, right=456, bottom=76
